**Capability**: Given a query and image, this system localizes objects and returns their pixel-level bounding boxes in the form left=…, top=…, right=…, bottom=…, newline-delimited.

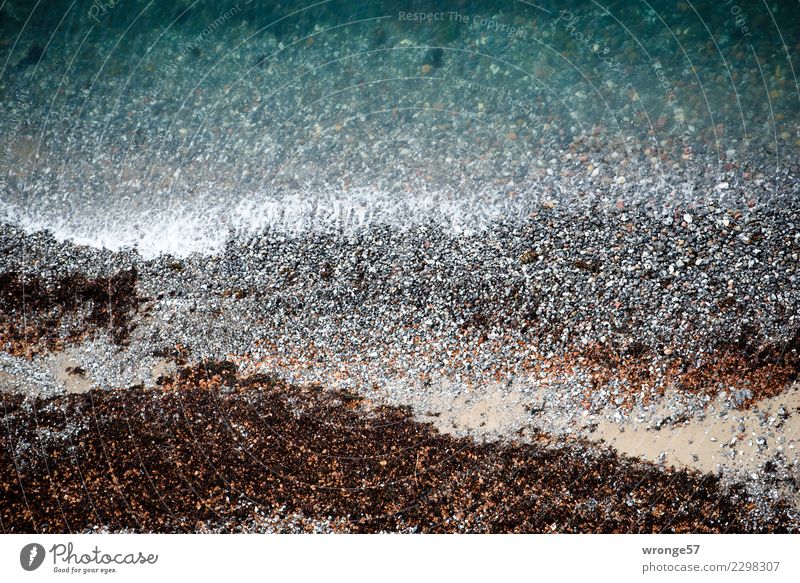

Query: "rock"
left=519, top=250, right=538, bottom=265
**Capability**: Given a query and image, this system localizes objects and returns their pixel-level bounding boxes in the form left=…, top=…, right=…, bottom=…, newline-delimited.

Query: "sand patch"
left=383, top=372, right=798, bottom=484
left=592, top=384, right=800, bottom=476
left=0, top=369, right=23, bottom=393
left=423, top=386, right=530, bottom=439
left=151, top=358, right=176, bottom=383
left=50, top=353, right=93, bottom=394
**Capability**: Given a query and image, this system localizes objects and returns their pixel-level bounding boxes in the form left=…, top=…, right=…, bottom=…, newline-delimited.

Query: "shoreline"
left=2, top=361, right=796, bottom=533
left=1, top=210, right=798, bottom=531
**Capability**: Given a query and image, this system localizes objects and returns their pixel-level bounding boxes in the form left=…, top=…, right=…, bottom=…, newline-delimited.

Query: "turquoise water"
left=1, top=0, right=798, bottom=255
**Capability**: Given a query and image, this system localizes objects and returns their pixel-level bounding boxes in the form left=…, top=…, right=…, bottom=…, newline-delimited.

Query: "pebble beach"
left=1, top=0, right=799, bottom=533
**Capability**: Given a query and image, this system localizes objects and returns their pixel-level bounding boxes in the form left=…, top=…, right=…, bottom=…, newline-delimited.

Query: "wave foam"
left=0, top=188, right=533, bottom=258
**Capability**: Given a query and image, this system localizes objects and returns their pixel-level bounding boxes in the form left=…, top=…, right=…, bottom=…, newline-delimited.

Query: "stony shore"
left=2, top=197, right=799, bottom=531
left=2, top=361, right=797, bottom=533
left=2, top=0, right=799, bottom=533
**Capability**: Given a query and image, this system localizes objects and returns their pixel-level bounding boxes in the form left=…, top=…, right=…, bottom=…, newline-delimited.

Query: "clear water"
left=1, top=0, right=798, bottom=256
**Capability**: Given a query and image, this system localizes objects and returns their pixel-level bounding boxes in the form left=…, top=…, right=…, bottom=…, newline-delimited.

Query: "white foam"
left=0, top=187, right=535, bottom=259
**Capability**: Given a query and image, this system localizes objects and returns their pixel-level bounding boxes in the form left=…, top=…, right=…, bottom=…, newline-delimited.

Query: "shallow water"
left=0, top=0, right=798, bottom=257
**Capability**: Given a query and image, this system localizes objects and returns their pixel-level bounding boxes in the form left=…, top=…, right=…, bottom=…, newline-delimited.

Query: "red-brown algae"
left=1, top=362, right=796, bottom=534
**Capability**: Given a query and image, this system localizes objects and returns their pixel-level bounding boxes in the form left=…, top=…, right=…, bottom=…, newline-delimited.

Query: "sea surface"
left=0, top=0, right=798, bottom=256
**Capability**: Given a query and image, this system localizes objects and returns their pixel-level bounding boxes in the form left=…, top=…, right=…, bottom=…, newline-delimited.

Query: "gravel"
left=1, top=0, right=799, bottom=532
